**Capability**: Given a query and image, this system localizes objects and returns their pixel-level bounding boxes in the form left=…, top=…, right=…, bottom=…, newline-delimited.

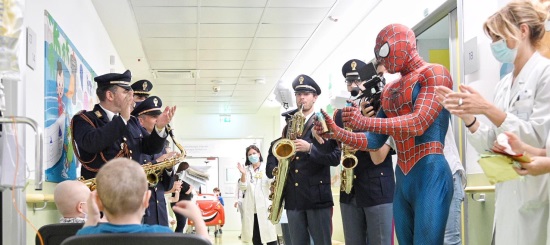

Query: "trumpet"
left=268, top=104, right=306, bottom=224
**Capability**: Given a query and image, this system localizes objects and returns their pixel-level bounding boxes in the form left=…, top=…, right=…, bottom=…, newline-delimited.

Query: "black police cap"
left=131, top=96, right=163, bottom=117
left=292, top=74, right=321, bottom=95
left=94, top=70, right=132, bottom=90
left=342, top=59, right=367, bottom=82
left=131, top=79, right=153, bottom=96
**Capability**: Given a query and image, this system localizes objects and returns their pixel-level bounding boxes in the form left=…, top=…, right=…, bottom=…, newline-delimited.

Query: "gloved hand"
left=342, top=105, right=369, bottom=131
left=316, top=109, right=369, bottom=151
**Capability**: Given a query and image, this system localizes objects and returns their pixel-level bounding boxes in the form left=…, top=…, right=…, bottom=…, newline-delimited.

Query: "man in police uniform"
left=266, top=74, right=340, bottom=245
left=131, top=95, right=180, bottom=226
left=131, top=79, right=153, bottom=103
left=338, top=59, right=395, bottom=245
left=71, top=70, right=176, bottom=179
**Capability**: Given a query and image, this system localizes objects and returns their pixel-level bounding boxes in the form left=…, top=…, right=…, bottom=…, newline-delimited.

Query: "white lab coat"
left=239, top=162, right=278, bottom=244
left=469, top=52, right=550, bottom=245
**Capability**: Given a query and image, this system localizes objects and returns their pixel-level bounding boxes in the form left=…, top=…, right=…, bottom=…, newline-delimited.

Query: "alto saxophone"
left=144, top=123, right=186, bottom=187
left=79, top=124, right=187, bottom=190
left=340, top=125, right=358, bottom=194
left=268, top=104, right=306, bottom=224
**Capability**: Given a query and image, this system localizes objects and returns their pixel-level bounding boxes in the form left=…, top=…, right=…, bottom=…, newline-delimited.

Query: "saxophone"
left=340, top=125, right=358, bottom=194
left=268, top=104, right=306, bottom=224
left=79, top=124, right=186, bottom=190
left=144, top=123, right=186, bottom=187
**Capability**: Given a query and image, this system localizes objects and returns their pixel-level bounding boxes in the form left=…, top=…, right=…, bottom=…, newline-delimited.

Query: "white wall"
left=18, top=1, right=125, bottom=244
left=310, top=0, right=450, bottom=107
left=22, top=0, right=125, bottom=174
left=462, top=0, right=502, bottom=174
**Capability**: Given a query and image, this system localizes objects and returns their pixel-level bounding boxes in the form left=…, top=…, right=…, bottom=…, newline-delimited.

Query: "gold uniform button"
left=296, top=157, right=300, bottom=160
left=354, top=175, right=357, bottom=179
left=381, top=172, right=384, bottom=176
left=295, top=169, right=299, bottom=173
left=295, top=183, right=299, bottom=186
left=157, top=200, right=159, bottom=203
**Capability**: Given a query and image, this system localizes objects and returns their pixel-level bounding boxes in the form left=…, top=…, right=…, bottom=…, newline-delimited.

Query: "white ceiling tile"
left=196, top=97, right=232, bottom=102
left=134, top=7, right=197, bottom=23
left=131, top=0, right=198, bottom=7
left=196, top=90, right=232, bottom=97
left=231, top=96, right=265, bottom=102
left=243, top=60, right=290, bottom=70
left=262, top=8, right=329, bottom=24
left=200, top=24, right=257, bottom=37
left=142, top=38, right=196, bottom=49
left=268, top=0, right=336, bottom=8
left=149, top=60, right=197, bottom=69
left=235, top=82, right=277, bottom=90
left=200, top=0, right=267, bottom=7
left=247, top=49, right=299, bottom=61
left=156, top=90, right=196, bottom=97
left=233, top=89, right=271, bottom=97
left=146, top=50, right=197, bottom=60
left=257, top=24, right=317, bottom=38
left=152, top=78, right=196, bottom=85
left=199, top=70, right=241, bottom=78
left=139, top=24, right=197, bottom=37
left=199, top=38, right=253, bottom=49
left=162, top=96, right=196, bottom=102
left=199, top=7, right=263, bottom=23
left=198, top=50, right=248, bottom=60
left=155, top=84, right=196, bottom=91
left=252, top=38, right=307, bottom=49
left=196, top=84, right=236, bottom=91
left=195, top=78, right=238, bottom=84
left=240, top=70, right=285, bottom=77
left=198, top=60, right=244, bottom=70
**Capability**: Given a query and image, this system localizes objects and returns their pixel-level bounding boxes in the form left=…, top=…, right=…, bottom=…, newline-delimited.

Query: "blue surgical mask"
left=248, top=154, right=260, bottom=164
left=490, top=39, right=517, bottom=64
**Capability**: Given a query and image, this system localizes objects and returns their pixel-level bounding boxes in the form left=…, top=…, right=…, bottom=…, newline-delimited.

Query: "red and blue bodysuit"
left=316, top=24, right=453, bottom=244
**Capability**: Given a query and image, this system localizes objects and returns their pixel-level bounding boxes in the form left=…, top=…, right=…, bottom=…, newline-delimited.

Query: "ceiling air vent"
left=153, top=70, right=198, bottom=79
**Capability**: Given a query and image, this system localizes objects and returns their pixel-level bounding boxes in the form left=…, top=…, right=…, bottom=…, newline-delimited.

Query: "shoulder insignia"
left=94, top=111, right=102, bottom=118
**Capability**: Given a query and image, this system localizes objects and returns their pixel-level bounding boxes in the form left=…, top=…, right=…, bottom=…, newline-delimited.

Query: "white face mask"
left=490, top=39, right=518, bottom=64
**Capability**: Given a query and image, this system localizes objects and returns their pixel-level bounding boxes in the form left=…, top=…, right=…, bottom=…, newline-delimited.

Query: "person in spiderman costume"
left=315, top=23, right=454, bottom=244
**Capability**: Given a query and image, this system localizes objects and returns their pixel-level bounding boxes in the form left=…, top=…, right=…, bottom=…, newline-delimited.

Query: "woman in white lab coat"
left=237, top=145, right=278, bottom=245
left=436, top=1, right=550, bottom=244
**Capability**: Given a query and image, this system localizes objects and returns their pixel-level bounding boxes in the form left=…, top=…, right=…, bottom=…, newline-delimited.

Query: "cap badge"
left=351, top=61, right=357, bottom=71
left=153, top=98, right=158, bottom=107
left=299, top=76, right=304, bottom=84
left=143, top=82, right=147, bottom=91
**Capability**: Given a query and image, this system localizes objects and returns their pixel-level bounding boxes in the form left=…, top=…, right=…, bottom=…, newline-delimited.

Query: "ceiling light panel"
left=145, top=50, right=197, bottom=61
left=149, top=61, right=197, bottom=70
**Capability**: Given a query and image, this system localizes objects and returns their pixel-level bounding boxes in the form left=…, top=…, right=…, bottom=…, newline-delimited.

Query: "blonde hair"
left=96, top=158, right=148, bottom=216
left=483, top=0, right=549, bottom=46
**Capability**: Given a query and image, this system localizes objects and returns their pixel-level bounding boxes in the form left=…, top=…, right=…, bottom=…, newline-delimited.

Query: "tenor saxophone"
left=268, top=104, right=306, bottom=224
left=340, top=125, right=358, bottom=194
left=78, top=176, right=97, bottom=191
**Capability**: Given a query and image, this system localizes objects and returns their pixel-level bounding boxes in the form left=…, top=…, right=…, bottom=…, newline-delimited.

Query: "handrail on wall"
left=0, top=117, right=43, bottom=190
left=465, top=185, right=495, bottom=203
left=26, top=193, right=54, bottom=212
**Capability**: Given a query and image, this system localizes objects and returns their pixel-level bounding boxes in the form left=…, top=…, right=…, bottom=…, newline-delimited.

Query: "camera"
left=349, top=61, right=386, bottom=113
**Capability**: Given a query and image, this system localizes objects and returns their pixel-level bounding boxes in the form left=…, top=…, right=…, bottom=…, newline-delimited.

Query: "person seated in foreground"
left=54, top=180, right=91, bottom=223
left=76, top=158, right=208, bottom=239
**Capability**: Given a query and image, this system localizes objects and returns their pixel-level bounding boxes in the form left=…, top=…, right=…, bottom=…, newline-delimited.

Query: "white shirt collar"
left=98, top=104, right=117, bottom=121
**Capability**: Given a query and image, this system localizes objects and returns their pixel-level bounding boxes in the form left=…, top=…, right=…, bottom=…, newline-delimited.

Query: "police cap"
left=131, top=79, right=153, bottom=96
left=292, top=74, right=321, bottom=95
left=342, top=59, right=368, bottom=82
left=94, top=70, right=132, bottom=90
left=131, top=96, right=163, bottom=117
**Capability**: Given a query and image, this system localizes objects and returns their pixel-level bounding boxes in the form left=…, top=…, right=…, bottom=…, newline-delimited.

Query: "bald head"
left=54, top=180, right=90, bottom=219
left=96, top=158, right=148, bottom=216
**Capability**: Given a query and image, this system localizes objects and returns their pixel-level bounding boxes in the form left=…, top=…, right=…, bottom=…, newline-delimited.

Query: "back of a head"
left=484, top=0, right=549, bottom=45
left=96, top=158, right=147, bottom=216
left=54, top=180, right=90, bottom=218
